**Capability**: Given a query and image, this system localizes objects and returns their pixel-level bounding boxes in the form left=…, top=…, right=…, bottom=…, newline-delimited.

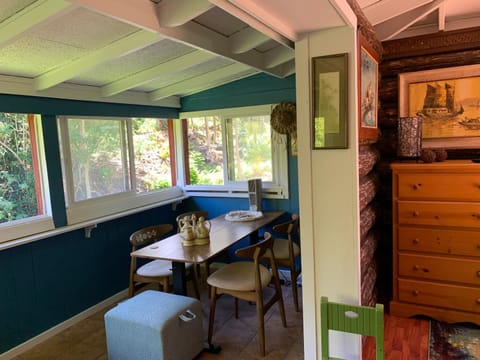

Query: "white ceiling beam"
left=67, top=0, right=288, bottom=78
left=154, top=0, right=214, bottom=27
left=374, top=0, right=444, bottom=41
left=264, top=46, right=294, bottom=69
left=229, top=27, right=270, bottom=54
left=438, top=2, right=446, bottom=31
left=0, top=0, right=75, bottom=47
left=208, top=0, right=294, bottom=48
left=35, top=30, right=162, bottom=91
left=102, top=50, right=216, bottom=97
left=149, top=63, right=254, bottom=100
left=363, top=0, right=433, bottom=26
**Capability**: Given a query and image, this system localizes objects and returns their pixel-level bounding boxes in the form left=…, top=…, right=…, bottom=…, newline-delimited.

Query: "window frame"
left=0, top=114, right=54, bottom=243
left=178, top=104, right=289, bottom=199
left=57, top=115, right=183, bottom=225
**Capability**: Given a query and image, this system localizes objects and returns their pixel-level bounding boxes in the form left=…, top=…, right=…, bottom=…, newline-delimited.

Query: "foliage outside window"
left=0, top=113, right=53, bottom=242
left=58, top=116, right=182, bottom=224
left=179, top=105, right=288, bottom=198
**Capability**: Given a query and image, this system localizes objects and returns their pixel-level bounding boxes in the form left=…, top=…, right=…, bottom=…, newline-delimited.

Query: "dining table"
left=130, top=210, right=285, bottom=296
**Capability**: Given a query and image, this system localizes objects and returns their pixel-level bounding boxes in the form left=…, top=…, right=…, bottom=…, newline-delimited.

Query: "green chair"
left=320, top=296, right=384, bottom=360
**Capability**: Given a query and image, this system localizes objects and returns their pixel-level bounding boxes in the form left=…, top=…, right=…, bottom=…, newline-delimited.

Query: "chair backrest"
left=320, top=296, right=384, bottom=360
left=235, top=232, right=280, bottom=288
left=130, top=224, right=174, bottom=251
left=175, top=211, right=209, bottom=232
left=272, top=214, right=299, bottom=243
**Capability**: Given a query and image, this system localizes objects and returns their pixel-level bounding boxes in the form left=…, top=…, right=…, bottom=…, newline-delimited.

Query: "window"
left=0, top=113, right=53, bottom=242
left=178, top=105, right=288, bottom=198
left=58, top=116, right=183, bottom=224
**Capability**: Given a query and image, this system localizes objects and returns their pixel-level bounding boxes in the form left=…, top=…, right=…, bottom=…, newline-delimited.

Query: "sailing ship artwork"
left=408, top=76, right=480, bottom=140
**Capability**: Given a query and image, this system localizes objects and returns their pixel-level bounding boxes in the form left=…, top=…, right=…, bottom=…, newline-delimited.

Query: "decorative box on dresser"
left=390, top=160, right=480, bottom=324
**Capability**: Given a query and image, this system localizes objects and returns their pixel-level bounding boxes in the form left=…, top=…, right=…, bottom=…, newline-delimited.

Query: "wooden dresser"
left=390, top=160, right=480, bottom=324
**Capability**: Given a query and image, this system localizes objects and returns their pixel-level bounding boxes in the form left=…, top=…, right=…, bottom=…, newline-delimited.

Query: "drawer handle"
left=477, top=271, right=480, bottom=277
left=412, top=211, right=420, bottom=217
left=412, top=290, right=419, bottom=296
left=476, top=299, right=480, bottom=305
left=413, top=265, right=420, bottom=271
left=472, top=213, right=480, bottom=220
left=412, top=238, right=420, bottom=245
left=412, top=183, right=422, bottom=190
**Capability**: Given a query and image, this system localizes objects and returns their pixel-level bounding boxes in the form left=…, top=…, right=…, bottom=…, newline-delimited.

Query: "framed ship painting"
left=399, top=64, right=480, bottom=149
left=358, top=34, right=379, bottom=142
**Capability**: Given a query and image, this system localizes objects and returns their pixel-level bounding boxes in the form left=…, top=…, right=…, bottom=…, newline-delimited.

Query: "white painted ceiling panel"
left=0, top=0, right=478, bottom=107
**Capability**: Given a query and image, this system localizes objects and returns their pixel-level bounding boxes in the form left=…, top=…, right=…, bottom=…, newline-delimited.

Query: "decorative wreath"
left=270, top=102, right=296, bottom=135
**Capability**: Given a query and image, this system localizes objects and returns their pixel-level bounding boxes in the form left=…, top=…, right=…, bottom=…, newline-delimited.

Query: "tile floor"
left=11, top=272, right=304, bottom=360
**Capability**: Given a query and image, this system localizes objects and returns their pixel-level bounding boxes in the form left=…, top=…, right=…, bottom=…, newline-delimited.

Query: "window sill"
left=0, top=195, right=189, bottom=251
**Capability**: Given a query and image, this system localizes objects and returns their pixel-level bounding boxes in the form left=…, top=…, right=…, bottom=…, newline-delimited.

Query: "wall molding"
left=0, top=290, right=128, bottom=360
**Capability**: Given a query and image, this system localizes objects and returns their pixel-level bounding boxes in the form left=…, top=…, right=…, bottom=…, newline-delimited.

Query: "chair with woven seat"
left=320, top=296, right=384, bottom=360
left=128, top=224, right=200, bottom=299
left=271, top=213, right=301, bottom=311
left=207, top=232, right=287, bottom=357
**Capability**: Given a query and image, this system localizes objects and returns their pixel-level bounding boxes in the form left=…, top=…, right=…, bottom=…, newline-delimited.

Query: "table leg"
left=171, top=261, right=187, bottom=295
left=249, top=230, right=259, bottom=245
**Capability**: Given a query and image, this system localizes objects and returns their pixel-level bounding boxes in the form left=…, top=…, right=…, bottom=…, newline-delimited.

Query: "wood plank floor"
left=10, top=275, right=430, bottom=360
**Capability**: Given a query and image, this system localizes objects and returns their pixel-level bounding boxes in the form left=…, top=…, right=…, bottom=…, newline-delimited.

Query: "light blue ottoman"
left=104, top=290, right=203, bottom=360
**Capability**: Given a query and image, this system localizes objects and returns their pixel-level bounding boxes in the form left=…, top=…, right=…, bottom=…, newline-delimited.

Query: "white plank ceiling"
left=0, top=0, right=479, bottom=107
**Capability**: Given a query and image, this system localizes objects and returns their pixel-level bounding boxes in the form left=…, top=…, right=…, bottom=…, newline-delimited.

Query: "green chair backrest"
left=320, top=296, right=384, bottom=360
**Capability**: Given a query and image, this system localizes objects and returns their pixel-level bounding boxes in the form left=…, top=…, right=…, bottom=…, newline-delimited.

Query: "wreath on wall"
left=270, top=102, right=296, bottom=135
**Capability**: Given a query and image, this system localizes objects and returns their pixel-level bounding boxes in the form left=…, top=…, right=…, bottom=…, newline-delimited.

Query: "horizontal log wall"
left=375, top=27, right=480, bottom=304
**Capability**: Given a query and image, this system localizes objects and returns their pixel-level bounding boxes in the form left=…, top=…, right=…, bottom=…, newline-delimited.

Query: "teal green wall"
left=0, top=73, right=298, bottom=354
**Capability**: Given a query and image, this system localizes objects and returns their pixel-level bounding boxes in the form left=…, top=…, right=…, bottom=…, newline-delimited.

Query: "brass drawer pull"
left=412, top=290, right=419, bottom=296
left=412, top=238, right=420, bottom=245
left=412, top=211, right=420, bottom=217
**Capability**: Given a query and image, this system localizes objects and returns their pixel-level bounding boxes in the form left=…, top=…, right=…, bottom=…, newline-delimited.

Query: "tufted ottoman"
left=104, top=290, right=203, bottom=360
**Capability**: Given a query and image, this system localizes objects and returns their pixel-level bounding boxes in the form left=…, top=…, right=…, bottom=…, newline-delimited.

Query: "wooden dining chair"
left=128, top=224, right=200, bottom=299
left=320, top=296, right=384, bottom=360
left=206, top=232, right=287, bottom=357
left=271, top=214, right=301, bottom=311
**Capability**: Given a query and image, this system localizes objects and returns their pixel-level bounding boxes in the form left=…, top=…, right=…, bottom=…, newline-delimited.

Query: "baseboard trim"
left=0, top=289, right=128, bottom=360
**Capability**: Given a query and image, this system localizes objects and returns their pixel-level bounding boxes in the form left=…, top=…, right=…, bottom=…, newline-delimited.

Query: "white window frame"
left=58, top=116, right=184, bottom=225
left=0, top=115, right=54, bottom=243
left=178, top=104, right=289, bottom=199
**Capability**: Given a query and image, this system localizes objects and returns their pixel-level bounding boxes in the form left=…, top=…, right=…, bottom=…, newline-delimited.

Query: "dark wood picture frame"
left=358, top=33, right=379, bottom=141
left=312, top=53, right=348, bottom=149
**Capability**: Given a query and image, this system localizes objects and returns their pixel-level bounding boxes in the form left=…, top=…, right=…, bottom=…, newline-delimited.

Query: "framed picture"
left=399, top=64, right=480, bottom=149
left=312, top=53, right=348, bottom=149
left=358, top=34, right=379, bottom=141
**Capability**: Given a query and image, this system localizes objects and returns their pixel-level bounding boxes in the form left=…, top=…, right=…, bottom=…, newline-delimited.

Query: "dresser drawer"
left=398, top=226, right=480, bottom=256
left=397, top=201, right=480, bottom=228
left=397, top=173, right=480, bottom=201
left=398, top=279, right=480, bottom=313
left=399, top=253, right=480, bottom=285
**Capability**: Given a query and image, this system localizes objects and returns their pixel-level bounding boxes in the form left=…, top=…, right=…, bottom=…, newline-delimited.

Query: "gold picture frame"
left=312, top=53, right=348, bottom=149
left=399, top=64, right=480, bottom=149
left=359, top=34, right=379, bottom=141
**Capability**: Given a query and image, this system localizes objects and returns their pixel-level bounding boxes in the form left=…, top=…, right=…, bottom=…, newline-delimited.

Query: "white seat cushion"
left=207, top=262, right=271, bottom=291
left=273, top=238, right=300, bottom=260
left=137, top=260, right=193, bottom=277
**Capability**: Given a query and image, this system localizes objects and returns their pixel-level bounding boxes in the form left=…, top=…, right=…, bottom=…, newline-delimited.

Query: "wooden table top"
left=131, top=211, right=284, bottom=264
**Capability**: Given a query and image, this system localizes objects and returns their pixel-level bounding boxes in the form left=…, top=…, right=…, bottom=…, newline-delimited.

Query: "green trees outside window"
left=0, top=113, right=39, bottom=223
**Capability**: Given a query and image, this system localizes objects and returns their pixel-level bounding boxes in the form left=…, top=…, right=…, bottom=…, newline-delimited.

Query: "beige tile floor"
left=12, top=271, right=303, bottom=360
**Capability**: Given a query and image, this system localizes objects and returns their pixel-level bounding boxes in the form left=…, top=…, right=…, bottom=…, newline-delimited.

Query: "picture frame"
left=312, top=53, right=348, bottom=149
left=358, top=34, right=379, bottom=141
left=399, top=64, right=480, bottom=149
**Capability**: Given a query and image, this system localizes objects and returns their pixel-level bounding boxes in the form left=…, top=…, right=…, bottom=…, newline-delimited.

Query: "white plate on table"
left=225, top=210, right=263, bottom=222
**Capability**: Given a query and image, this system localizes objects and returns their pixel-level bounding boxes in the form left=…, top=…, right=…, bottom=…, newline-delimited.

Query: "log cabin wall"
left=375, top=27, right=480, bottom=304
